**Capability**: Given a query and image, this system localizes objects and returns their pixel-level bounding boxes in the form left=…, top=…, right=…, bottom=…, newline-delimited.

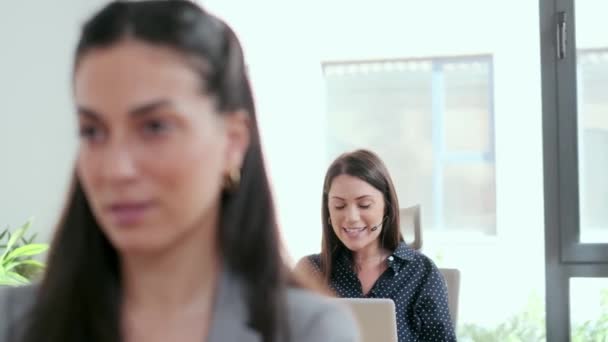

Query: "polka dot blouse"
left=306, top=242, right=456, bottom=342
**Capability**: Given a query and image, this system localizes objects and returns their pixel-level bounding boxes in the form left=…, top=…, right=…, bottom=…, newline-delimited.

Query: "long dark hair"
left=320, top=149, right=403, bottom=283
left=21, top=1, right=290, bottom=341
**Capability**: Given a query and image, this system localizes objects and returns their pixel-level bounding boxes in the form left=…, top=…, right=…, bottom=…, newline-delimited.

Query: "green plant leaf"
left=20, top=232, right=38, bottom=246
left=0, top=278, right=23, bottom=286
left=4, top=259, right=45, bottom=272
left=7, top=271, right=29, bottom=283
left=3, top=244, right=48, bottom=265
left=0, top=228, right=8, bottom=242
left=0, top=219, right=33, bottom=261
left=0, top=270, right=30, bottom=286
left=0, top=218, right=47, bottom=286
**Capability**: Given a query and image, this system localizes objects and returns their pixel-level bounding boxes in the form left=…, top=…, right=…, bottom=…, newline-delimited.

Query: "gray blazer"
left=0, top=269, right=359, bottom=342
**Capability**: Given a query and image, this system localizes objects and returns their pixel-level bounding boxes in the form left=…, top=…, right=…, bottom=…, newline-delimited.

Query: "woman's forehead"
left=74, top=41, right=207, bottom=114
left=328, top=175, right=383, bottom=199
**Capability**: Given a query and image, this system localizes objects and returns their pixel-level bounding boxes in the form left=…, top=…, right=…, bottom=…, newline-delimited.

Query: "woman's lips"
left=106, top=201, right=154, bottom=226
left=342, top=226, right=367, bottom=238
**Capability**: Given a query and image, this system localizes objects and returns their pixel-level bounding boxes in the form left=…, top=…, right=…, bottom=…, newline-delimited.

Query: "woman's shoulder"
left=0, top=284, right=37, bottom=317
left=295, top=254, right=321, bottom=272
left=394, top=242, right=440, bottom=270
left=0, top=285, right=38, bottom=341
left=285, top=287, right=359, bottom=342
left=300, top=253, right=321, bottom=265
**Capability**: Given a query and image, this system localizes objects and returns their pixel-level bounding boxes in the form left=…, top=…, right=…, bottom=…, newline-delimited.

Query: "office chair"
left=399, top=205, right=460, bottom=328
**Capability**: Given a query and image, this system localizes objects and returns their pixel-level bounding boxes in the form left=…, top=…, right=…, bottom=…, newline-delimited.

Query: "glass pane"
left=570, top=278, right=608, bottom=341
left=443, top=164, right=496, bottom=233
left=576, top=2, right=608, bottom=243
left=444, top=61, right=492, bottom=153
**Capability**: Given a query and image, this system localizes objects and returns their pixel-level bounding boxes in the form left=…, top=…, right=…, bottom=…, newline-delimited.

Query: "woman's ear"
left=223, top=109, right=250, bottom=172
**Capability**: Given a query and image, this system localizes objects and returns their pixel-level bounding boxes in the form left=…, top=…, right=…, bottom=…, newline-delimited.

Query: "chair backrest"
left=399, top=205, right=422, bottom=250
left=400, top=206, right=459, bottom=327
left=439, top=268, right=460, bottom=327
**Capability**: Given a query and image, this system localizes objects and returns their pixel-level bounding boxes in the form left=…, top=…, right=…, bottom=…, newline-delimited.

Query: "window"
left=541, top=1, right=608, bottom=340
left=577, top=48, right=608, bottom=243
left=323, top=55, right=495, bottom=233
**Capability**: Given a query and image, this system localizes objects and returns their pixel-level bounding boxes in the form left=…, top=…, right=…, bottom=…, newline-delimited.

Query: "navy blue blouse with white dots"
left=306, top=242, right=456, bottom=342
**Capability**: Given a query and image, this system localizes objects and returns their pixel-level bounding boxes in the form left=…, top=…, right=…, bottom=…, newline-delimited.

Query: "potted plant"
left=0, top=219, right=49, bottom=286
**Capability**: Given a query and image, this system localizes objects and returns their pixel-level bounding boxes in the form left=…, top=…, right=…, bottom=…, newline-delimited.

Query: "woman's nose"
left=99, top=140, right=138, bottom=185
left=345, top=205, right=361, bottom=224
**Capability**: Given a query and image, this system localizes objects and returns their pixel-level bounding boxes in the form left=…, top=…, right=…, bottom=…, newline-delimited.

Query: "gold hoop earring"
left=223, top=168, right=241, bottom=192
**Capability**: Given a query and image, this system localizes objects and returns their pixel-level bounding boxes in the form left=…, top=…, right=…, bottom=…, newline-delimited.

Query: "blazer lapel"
left=207, top=268, right=261, bottom=342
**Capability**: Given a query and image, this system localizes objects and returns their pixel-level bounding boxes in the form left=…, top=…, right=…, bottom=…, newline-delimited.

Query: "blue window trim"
left=431, top=55, right=495, bottom=231
left=431, top=62, right=446, bottom=230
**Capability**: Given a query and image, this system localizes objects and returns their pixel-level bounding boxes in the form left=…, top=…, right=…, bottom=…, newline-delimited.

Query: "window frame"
left=540, top=0, right=608, bottom=340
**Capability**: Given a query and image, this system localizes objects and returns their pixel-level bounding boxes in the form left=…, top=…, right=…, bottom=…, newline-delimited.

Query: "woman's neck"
left=352, top=241, right=389, bottom=270
left=120, top=212, right=220, bottom=315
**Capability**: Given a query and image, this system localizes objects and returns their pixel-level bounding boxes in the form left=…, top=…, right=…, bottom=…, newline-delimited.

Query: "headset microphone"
left=369, top=222, right=383, bottom=232
left=369, top=216, right=388, bottom=232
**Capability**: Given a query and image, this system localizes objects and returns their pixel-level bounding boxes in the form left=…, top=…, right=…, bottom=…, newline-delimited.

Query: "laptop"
left=334, top=298, right=399, bottom=342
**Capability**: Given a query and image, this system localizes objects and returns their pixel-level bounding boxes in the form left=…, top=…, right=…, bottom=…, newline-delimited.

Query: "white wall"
left=0, top=1, right=105, bottom=239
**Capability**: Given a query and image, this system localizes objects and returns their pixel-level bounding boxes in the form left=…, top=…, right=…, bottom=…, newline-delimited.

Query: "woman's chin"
left=106, top=230, right=173, bottom=257
left=113, top=240, right=165, bottom=256
left=339, top=236, right=374, bottom=253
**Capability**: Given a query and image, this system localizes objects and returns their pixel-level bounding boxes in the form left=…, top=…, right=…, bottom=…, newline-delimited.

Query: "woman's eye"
left=359, top=204, right=371, bottom=209
left=79, top=124, right=105, bottom=142
left=334, top=205, right=346, bottom=210
left=142, top=119, right=172, bottom=135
